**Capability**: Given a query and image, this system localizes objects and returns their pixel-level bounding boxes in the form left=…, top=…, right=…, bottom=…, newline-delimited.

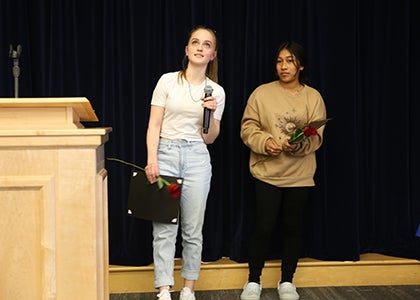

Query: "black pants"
left=248, top=179, right=308, bottom=284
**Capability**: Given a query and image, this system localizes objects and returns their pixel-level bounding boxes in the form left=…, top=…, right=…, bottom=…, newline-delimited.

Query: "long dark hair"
left=275, top=41, right=311, bottom=86
left=179, top=25, right=219, bottom=83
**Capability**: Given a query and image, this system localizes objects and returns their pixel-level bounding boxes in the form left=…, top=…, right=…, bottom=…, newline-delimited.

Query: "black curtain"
left=1, top=0, right=419, bottom=266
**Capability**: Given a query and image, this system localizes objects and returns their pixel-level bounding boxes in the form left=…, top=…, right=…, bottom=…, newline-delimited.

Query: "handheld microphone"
left=203, top=85, right=213, bottom=133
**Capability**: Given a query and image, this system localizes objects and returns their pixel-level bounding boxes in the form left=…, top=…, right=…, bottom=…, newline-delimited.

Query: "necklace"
left=280, top=83, right=304, bottom=95
left=187, top=77, right=207, bottom=102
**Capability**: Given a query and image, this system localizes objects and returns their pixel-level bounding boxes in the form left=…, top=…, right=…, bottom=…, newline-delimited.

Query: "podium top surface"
left=0, top=97, right=99, bottom=121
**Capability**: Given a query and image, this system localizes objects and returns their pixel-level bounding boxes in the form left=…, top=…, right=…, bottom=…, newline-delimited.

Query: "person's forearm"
left=202, top=115, right=220, bottom=144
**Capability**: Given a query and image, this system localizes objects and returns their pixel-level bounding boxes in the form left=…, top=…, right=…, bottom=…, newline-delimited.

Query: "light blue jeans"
left=153, top=138, right=211, bottom=288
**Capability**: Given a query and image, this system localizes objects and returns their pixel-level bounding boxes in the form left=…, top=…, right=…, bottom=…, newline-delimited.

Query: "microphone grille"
left=204, top=85, right=213, bottom=94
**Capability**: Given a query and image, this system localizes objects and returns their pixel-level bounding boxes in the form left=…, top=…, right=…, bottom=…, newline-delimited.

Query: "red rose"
left=304, top=125, right=317, bottom=137
left=167, top=183, right=181, bottom=198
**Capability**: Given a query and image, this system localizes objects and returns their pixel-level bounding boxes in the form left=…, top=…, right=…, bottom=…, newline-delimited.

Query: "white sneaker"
left=240, top=282, right=262, bottom=300
left=179, top=287, right=196, bottom=300
left=277, top=281, right=299, bottom=300
left=157, top=288, right=172, bottom=300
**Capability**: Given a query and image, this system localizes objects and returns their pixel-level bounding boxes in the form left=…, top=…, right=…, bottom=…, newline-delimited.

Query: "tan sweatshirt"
left=240, top=80, right=327, bottom=187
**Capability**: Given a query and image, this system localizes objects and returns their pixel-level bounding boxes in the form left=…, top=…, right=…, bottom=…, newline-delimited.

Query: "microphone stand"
left=9, top=45, right=22, bottom=98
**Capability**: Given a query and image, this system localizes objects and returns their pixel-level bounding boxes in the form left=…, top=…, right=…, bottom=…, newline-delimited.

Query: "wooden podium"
left=0, top=98, right=112, bottom=299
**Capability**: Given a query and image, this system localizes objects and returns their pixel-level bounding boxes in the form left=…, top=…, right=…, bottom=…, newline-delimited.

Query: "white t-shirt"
left=151, top=71, right=225, bottom=141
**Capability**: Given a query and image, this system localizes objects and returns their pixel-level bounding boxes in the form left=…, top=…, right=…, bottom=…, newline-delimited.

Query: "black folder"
left=127, top=170, right=183, bottom=224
